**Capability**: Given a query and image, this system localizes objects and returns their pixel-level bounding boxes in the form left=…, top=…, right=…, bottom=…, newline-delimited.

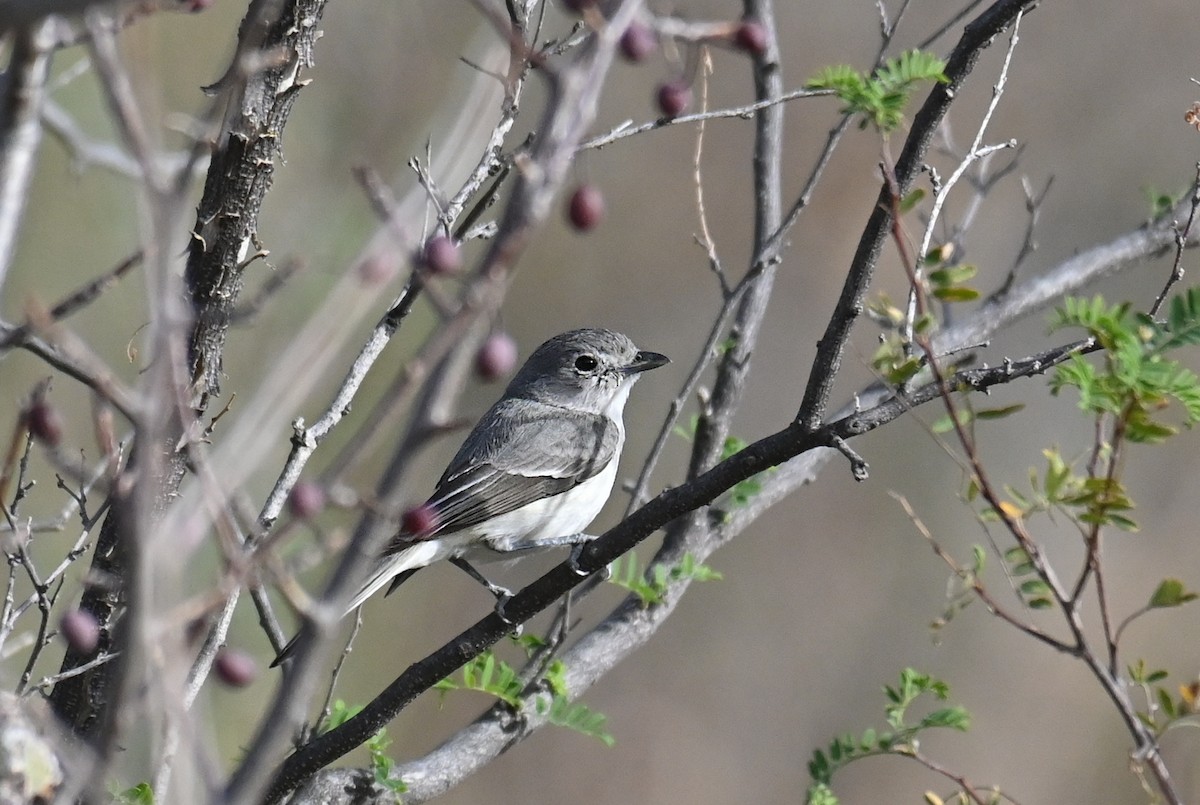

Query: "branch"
left=0, top=19, right=54, bottom=294
left=273, top=333, right=1083, bottom=803
left=797, top=0, right=1040, bottom=431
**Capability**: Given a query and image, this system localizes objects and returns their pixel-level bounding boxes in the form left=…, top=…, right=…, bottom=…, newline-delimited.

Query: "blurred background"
left=1, top=0, right=1198, bottom=802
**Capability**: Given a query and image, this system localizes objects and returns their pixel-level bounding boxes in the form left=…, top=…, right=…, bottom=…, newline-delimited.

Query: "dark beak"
left=625, top=350, right=670, bottom=375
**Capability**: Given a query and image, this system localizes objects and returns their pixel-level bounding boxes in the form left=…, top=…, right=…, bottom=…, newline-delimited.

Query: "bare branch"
left=0, top=19, right=54, bottom=295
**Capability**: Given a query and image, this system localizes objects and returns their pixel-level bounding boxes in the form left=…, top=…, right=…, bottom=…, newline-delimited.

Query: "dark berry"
left=656, top=80, right=692, bottom=119
left=476, top=332, right=519, bottom=382
left=214, top=648, right=258, bottom=688
left=60, top=609, right=100, bottom=653
left=288, top=481, right=327, bottom=520
left=735, top=19, right=768, bottom=56
left=402, top=503, right=439, bottom=537
left=421, top=235, right=462, bottom=275
left=26, top=400, right=63, bottom=447
left=566, top=184, right=606, bottom=231
left=619, top=22, right=658, bottom=62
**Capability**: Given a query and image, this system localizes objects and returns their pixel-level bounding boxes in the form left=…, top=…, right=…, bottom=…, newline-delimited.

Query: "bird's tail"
left=270, top=540, right=444, bottom=667
left=342, top=540, right=443, bottom=614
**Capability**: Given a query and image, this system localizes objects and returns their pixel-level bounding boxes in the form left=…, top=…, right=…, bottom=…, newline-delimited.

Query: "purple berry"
left=421, top=235, right=462, bottom=275
left=288, top=482, right=327, bottom=520
left=26, top=399, right=63, bottom=447
left=656, top=80, right=692, bottom=119
left=215, top=648, right=258, bottom=688
left=619, top=22, right=658, bottom=62
left=476, top=332, right=519, bottom=382
left=735, top=19, right=768, bottom=55
left=567, top=184, right=606, bottom=231
left=60, top=609, right=100, bottom=653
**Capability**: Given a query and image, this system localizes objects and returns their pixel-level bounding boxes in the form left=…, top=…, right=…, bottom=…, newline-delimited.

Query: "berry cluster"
left=564, top=11, right=769, bottom=232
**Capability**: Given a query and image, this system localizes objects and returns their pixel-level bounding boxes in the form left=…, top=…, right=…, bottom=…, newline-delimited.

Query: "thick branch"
left=184, top=0, right=326, bottom=409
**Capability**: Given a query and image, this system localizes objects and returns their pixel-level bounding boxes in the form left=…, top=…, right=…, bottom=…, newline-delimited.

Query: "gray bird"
left=274, top=328, right=667, bottom=665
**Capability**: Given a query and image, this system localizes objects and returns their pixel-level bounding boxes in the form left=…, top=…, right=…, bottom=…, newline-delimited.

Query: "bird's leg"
left=566, top=543, right=590, bottom=577
left=494, top=532, right=596, bottom=553
left=561, top=536, right=612, bottom=580
left=486, top=532, right=599, bottom=577
left=449, top=557, right=516, bottom=624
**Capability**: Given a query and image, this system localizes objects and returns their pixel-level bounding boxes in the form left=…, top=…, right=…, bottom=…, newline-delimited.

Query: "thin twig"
left=905, top=12, right=1023, bottom=343
left=581, top=87, right=830, bottom=151
left=0, top=251, right=142, bottom=352
left=691, top=48, right=728, bottom=295
left=1149, top=162, right=1200, bottom=317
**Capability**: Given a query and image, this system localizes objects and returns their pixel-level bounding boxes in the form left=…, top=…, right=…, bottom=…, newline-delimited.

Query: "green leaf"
left=1148, top=578, right=1199, bottom=609
left=513, top=632, right=549, bottom=655
left=899, top=188, right=926, bottom=213
left=806, top=782, right=839, bottom=805
left=931, top=286, right=980, bottom=302
left=318, top=701, right=403, bottom=799
left=919, top=706, right=970, bottom=731
left=930, top=409, right=967, bottom=434
left=1158, top=687, right=1177, bottom=719
left=927, top=264, right=979, bottom=287
left=1019, top=579, right=1051, bottom=596
left=607, top=550, right=664, bottom=605
left=808, top=748, right=830, bottom=782
left=970, top=544, right=986, bottom=573
left=913, top=312, right=939, bottom=335
left=542, top=696, right=615, bottom=746
left=1105, top=513, right=1140, bottom=532
left=543, top=659, right=569, bottom=697
left=323, top=700, right=363, bottom=731
left=446, top=651, right=524, bottom=706
left=886, top=355, right=924, bottom=385
left=672, top=414, right=699, bottom=441
left=975, top=404, right=1025, bottom=421
left=115, top=783, right=155, bottom=805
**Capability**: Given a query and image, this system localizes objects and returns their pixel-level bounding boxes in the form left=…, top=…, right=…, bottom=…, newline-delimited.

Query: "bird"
left=272, top=328, right=668, bottom=666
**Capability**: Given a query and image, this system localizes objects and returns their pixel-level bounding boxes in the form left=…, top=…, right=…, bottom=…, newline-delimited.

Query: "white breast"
left=466, top=414, right=627, bottom=556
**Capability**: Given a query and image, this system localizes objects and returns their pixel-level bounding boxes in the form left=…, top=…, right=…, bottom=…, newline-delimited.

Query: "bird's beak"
left=625, top=350, right=670, bottom=375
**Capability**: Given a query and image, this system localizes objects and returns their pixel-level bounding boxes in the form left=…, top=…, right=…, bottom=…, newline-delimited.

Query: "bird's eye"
left=574, top=354, right=598, bottom=372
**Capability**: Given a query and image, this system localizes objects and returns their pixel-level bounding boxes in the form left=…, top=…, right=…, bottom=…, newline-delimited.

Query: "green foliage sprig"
left=435, top=651, right=614, bottom=746
left=607, top=549, right=722, bottom=606
left=1128, top=659, right=1200, bottom=736
left=806, top=50, right=949, bottom=132
left=806, top=669, right=973, bottom=805
left=324, top=700, right=407, bottom=799
left=1049, top=289, right=1200, bottom=443
left=113, top=783, right=154, bottom=805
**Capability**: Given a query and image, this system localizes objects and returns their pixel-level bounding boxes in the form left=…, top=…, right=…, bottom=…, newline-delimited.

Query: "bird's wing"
left=382, top=400, right=619, bottom=554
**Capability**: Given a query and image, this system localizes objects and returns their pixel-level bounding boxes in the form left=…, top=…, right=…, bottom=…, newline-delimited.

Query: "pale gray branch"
left=0, top=19, right=53, bottom=298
